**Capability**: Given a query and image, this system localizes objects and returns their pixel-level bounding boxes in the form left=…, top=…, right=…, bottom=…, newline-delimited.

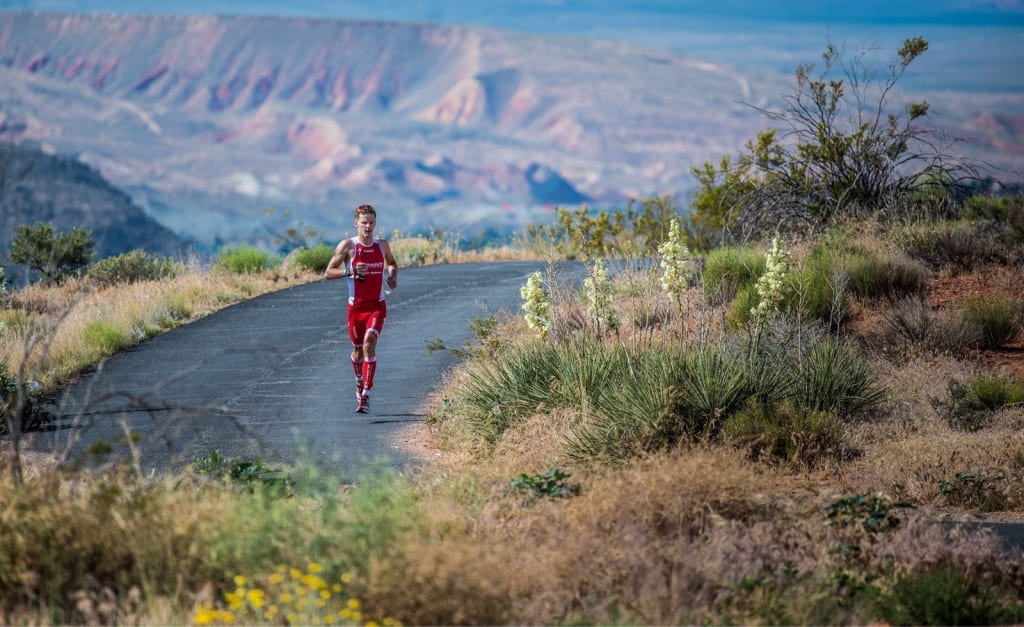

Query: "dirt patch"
left=846, top=269, right=1024, bottom=380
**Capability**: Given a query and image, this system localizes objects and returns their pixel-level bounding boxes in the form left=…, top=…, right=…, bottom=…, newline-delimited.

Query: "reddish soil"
left=927, top=272, right=1024, bottom=381
left=847, top=270, right=1024, bottom=380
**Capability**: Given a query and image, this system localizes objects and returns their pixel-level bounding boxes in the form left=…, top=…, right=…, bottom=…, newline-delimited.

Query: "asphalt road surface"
left=33, top=261, right=581, bottom=478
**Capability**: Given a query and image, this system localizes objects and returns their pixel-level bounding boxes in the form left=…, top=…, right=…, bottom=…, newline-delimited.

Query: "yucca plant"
left=793, top=337, right=888, bottom=418
left=454, top=339, right=560, bottom=442
left=565, top=345, right=684, bottom=462
left=674, top=343, right=754, bottom=440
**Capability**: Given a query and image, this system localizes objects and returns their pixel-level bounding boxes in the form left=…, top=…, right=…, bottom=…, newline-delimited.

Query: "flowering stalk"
left=657, top=218, right=691, bottom=337
left=520, top=270, right=551, bottom=335
left=584, top=257, right=619, bottom=337
left=750, top=236, right=791, bottom=354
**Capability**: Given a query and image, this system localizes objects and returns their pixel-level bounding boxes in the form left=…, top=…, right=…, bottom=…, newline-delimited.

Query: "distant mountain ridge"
left=0, top=11, right=1021, bottom=244
left=0, top=142, right=190, bottom=278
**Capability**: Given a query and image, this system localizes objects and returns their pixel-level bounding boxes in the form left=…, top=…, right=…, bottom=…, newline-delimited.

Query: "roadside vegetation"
left=2, top=38, right=1024, bottom=625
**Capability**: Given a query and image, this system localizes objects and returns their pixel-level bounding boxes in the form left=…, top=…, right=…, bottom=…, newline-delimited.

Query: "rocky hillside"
left=0, top=12, right=1020, bottom=244
left=0, top=142, right=190, bottom=271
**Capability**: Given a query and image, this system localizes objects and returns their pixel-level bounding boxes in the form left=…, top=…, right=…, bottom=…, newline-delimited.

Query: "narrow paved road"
left=34, top=261, right=579, bottom=478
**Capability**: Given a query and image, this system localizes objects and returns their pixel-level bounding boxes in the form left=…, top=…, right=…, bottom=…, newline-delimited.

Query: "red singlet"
left=347, top=237, right=387, bottom=347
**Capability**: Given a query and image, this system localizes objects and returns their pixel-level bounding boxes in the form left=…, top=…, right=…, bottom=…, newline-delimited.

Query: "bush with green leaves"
left=509, top=467, right=579, bottom=501
left=0, top=360, right=51, bottom=435
left=289, top=243, right=334, bottom=273
left=686, top=38, right=971, bottom=243
left=192, top=450, right=293, bottom=495
left=7, top=221, right=95, bottom=284
left=962, top=194, right=1024, bottom=244
left=523, top=196, right=680, bottom=259
left=874, top=562, right=1024, bottom=626
left=215, top=245, right=278, bottom=274
left=86, top=249, right=183, bottom=287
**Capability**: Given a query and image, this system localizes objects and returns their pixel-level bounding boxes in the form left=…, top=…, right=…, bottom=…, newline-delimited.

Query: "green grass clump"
left=215, top=246, right=279, bottom=274
left=722, top=401, right=844, bottom=469
left=844, top=250, right=929, bottom=300
left=958, top=296, right=1023, bottom=349
left=701, top=245, right=765, bottom=305
left=893, top=220, right=1015, bottom=273
left=968, top=373, right=1024, bottom=410
left=86, top=250, right=183, bottom=287
left=290, top=243, right=334, bottom=273
left=82, top=319, right=132, bottom=356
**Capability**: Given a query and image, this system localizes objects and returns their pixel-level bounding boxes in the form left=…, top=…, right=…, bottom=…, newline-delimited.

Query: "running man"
left=324, top=204, right=399, bottom=413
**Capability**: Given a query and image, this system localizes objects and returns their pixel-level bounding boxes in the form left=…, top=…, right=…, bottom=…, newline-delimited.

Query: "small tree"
left=688, top=37, right=975, bottom=244
left=8, top=222, right=95, bottom=284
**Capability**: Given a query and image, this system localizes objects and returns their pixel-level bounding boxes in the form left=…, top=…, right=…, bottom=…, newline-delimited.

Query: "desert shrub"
left=673, top=343, right=755, bottom=440
left=726, top=283, right=759, bottom=329
left=844, top=250, right=929, bottom=300
left=936, top=471, right=1009, bottom=511
left=523, top=196, right=679, bottom=259
left=958, top=295, right=1023, bottom=349
left=215, top=245, right=278, bottom=274
left=874, top=561, right=1024, bottom=626
left=873, top=297, right=981, bottom=356
left=722, top=401, right=844, bottom=469
left=8, top=222, right=95, bottom=284
left=566, top=345, right=685, bottom=462
left=86, top=249, right=183, bottom=287
left=893, top=220, right=1014, bottom=273
left=784, top=247, right=846, bottom=325
left=686, top=38, right=968, bottom=242
left=933, top=374, right=1024, bottom=431
left=962, top=194, right=1024, bottom=244
left=289, top=243, right=334, bottom=273
left=0, top=359, right=51, bottom=434
left=448, top=339, right=561, bottom=443
left=701, top=245, right=765, bottom=305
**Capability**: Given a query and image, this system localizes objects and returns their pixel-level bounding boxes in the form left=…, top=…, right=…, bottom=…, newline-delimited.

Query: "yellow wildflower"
left=246, top=588, right=265, bottom=609
left=233, top=575, right=248, bottom=587
left=307, top=562, right=323, bottom=573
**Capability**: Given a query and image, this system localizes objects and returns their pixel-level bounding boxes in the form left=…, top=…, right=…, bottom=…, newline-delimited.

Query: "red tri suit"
left=347, top=237, right=388, bottom=347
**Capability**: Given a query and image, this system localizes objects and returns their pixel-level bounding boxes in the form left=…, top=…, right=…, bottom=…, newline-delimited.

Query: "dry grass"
left=405, top=234, right=1024, bottom=623
left=4, top=222, right=1024, bottom=624
left=1, top=266, right=317, bottom=387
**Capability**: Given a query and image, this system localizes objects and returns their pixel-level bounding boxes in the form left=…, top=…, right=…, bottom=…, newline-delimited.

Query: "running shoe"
left=356, top=394, right=369, bottom=414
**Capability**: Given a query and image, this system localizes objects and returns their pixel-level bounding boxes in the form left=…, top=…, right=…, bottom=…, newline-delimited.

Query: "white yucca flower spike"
left=658, top=218, right=690, bottom=299
left=584, top=257, right=619, bottom=332
left=520, top=270, right=551, bottom=334
left=751, top=236, right=791, bottom=321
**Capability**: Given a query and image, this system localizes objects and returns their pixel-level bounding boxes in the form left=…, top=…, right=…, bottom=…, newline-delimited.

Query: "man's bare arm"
left=323, top=239, right=353, bottom=280
left=381, top=239, right=398, bottom=289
